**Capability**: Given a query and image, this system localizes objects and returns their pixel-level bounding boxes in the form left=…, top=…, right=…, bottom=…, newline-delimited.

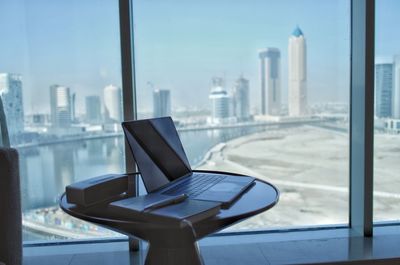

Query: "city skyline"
left=0, top=0, right=399, bottom=115
left=1, top=0, right=350, bottom=115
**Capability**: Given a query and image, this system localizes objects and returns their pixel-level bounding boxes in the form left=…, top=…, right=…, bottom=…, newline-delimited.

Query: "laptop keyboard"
left=162, top=174, right=226, bottom=197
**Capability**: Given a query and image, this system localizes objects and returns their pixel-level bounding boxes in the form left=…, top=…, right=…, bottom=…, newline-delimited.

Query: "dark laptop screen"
left=122, top=117, right=192, bottom=192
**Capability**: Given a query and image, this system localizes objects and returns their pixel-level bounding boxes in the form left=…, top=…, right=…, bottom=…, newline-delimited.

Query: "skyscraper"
left=71, top=92, right=76, bottom=123
left=375, top=59, right=393, bottom=118
left=393, top=56, right=400, bottom=119
left=0, top=73, right=24, bottom=143
left=209, top=77, right=230, bottom=124
left=103, top=84, right=122, bottom=123
left=232, top=76, right=250, bottom=121
left=259, top=48, right=281, bottom=116
left=153, top=89, right=171, bottom=118
left=288, top=26, right=307, bottom=116
left=50, top=85, right=71, bottom=127
left=85, top=95, right=102, bottom=124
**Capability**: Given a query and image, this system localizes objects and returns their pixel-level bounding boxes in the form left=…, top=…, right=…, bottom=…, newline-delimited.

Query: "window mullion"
left=349, top=0, right=375, bottom=237
left=119, top=0, right=140, bottom=251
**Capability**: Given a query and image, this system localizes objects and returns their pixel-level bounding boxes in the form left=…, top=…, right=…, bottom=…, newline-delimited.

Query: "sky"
left=0, top=0, right=398, bottom=115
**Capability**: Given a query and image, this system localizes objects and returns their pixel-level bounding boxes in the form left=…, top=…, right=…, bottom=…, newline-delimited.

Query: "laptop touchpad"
left=209, top=182, right=242, bottom=192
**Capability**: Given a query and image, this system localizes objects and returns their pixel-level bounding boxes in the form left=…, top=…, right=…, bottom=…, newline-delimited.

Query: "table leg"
left=129, top=237, right=140, bottom=252
left=142, top=223, right=204, bottom=265
left=145, top=242, right=204, bottom=265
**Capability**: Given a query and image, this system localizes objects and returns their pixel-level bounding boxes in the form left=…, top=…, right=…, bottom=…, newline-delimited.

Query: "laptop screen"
left=122, top=117, right=192, bottom=193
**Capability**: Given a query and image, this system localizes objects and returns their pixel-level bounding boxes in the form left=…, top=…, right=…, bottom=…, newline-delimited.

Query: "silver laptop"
left=122, top=117, right=255, bottom=208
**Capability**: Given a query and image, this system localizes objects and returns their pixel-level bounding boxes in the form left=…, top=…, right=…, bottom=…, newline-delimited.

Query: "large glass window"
left=133, top=0, right=350, bottom=230
left=0, top=0, right=125, bottom=241
left=374, top=0, right=400, bottom=222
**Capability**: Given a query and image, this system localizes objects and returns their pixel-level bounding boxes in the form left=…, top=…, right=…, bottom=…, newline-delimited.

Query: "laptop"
left=122, top=117, right=255, bottom=208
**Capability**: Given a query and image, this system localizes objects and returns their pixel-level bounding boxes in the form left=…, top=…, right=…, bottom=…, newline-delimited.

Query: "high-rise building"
left=209, top=77, right=230, bottom=124
left=71, top=92, right=76, bottom=123
left=393, top=56, right=400, bottom=119
left=288, top=26, right=307, bottom=116
left=232, top=76, right=250, bottom=121
left=375, top=59, right=393, bottom=118
left=153, top=89, right=171, bottom=118
left=0, top=73, right=24, bottom=143
left=259, top=48, right=281, bottom=116
left=103, top=85, right=122, bottom=123
left=50, top=85, right=71, bottom=127
left=85, top=95, right=102, bottom=124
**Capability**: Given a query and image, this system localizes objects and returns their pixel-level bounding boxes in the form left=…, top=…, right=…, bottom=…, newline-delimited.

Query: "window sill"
left=24, top=225, right=400, bottom=265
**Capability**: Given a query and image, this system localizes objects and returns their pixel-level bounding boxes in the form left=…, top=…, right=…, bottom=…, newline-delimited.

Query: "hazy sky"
left=0, top=0, right=398, bottom=115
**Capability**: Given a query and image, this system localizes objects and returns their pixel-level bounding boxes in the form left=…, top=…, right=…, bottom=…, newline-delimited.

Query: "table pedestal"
left=60, top=174, right=279, bottom=265
left=146, top=243, right=203, bottom=265
left=142, top=222, right=204, bottom=265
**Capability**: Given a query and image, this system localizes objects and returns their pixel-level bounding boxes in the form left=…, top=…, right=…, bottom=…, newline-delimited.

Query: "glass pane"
left=133, top=0, right=350, bottom=230
left=0, top=0, right=125, bottom=241
left=374, top=0, right=400, bottom=222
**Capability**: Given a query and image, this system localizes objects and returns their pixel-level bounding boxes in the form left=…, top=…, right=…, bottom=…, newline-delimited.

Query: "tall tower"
left=85, top=95, right=102, bottom=124
left=259, top=48, right=281, bottom=116
left=232, top=76, right=250, bottom=121
left=71, top=92, right=76, bottom=123
left=50, top=85, right=71, bottom=127
left=209, top=77, right=230, bottom=124
left=375, top=59, right=393, bottom=118
left=288, top=26, right=307, bottom=116
left=153, top=89, right=171, bottom=118
left=393, top=56, right=400, bottom=119
left=0, top=73, right=24, bottom=143
left=103, top=84, right=122, bottom=123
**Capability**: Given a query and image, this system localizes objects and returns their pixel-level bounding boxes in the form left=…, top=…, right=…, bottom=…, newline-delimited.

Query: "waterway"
left=18, top=126, right=266, bottom=240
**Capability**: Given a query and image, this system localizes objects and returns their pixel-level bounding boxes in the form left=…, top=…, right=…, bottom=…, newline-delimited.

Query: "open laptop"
left=122, top=117, right=255, bottom=208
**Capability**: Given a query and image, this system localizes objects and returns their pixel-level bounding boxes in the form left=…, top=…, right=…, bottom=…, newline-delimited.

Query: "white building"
left=209, top=77, right=232, bottom=124
left=103, top=84, right=122, bottom=123
left=85, top=95, right=102, bottom=124
left=259, top=48, right=281, bottom=116
left=393, top=56, right=400, bottom=119
left=232, top=76, right=250, bottom=121
left=153, top=89, right=171, bottom=118
left=0, top=73, right=24, bottom=143
left=288, top=26, right=307, bottom=116
left=50, top=85, right=71, bottom=128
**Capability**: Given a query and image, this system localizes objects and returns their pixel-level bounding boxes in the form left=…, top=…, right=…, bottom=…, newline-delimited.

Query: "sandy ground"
left=197, top=125, right=400, bottom=231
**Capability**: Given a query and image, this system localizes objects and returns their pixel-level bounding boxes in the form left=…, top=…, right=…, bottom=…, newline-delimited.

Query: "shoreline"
left=198, top=125, right=400, bottom=230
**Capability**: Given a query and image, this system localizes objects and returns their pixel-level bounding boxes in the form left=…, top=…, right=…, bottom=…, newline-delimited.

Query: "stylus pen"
left=143, top=194, right=188, bottom=212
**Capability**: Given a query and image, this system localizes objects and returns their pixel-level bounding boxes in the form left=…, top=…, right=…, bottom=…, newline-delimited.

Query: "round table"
left=60, top=170, right=279, bottom=265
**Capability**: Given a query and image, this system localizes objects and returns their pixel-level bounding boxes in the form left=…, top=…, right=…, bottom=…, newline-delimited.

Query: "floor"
left=23, top=226, right=400, bottom=265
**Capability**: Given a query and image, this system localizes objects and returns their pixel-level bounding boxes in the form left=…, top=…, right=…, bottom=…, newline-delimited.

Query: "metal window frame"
left=118, top=0, right=377, bottom=239
left=349, top=0, right=375, bottom=237
left=20, top=0, right=381, bottom=251
left=119, top=0, right=140, bottom=250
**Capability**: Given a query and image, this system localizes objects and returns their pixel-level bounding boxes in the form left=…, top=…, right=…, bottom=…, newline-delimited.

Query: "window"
left=374, top=0, right=400, bottom=222
left=133, top=0, right=351, bottom=230
left=0, top=0, right=125, bottom=241
left=0, top=0, right=390, bottom=245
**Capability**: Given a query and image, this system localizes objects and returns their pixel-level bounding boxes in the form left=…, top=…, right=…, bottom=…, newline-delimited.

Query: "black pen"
left=143, top=194, right=188, bottom=212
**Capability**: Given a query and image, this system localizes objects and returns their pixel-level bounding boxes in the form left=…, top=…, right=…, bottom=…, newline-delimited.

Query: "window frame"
left=23, top=0, right=379, bottom=247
